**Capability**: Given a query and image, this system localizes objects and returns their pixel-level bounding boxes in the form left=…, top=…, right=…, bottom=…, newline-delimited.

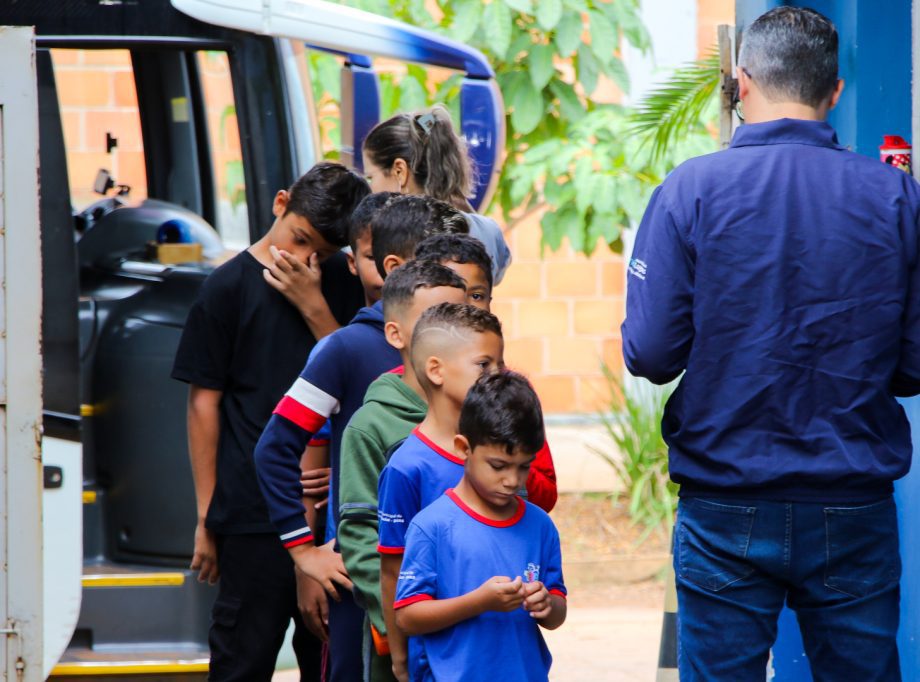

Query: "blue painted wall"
left=734, top=2, right=916, bottom=679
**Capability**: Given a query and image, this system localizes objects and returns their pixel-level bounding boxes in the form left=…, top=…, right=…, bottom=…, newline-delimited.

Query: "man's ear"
left=392, top=158, right=411, bottom=191
left=272, top=190, right=289, bottom=218
left=383, top=254, right=405, bottom=275
left=425, top=355, right=445, bottom=388
left=736, top=65, right=751, bottom=101
left=384, top=320, right=406, bottom=350
left=828, top=78, right=845, bottom=111
left=345, top=252, right=358, bottom=277
left=454, top=434, right=472, bottom=461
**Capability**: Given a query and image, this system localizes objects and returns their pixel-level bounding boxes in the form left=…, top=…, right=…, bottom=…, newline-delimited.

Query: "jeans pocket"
left=211, top=595, right=242, bottom=628
left=677, top=498, right=756, bottom=592
left=824, top=497, right=901, bottom=598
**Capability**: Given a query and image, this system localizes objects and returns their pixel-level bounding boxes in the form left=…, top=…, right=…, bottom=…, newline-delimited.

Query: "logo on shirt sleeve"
left=398, top=569, right=417, bottom=582
left=628, top=258, right=647, bottom=281
left=523, top=563, right=540, bottom=583
left=378, top=511, right=405, bottom=525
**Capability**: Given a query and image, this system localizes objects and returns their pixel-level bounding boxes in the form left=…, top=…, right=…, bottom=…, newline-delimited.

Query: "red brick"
left=546, top=261, right=597, bottom=297
left=84, top=111, right=144, bottom=152
left=530, top=376, right=577, bottom=414
left=574, top=299, right=620, bottom=335
left=518, top=300, right=568, bottom=337
left=547, top=338, right=601, bottom=374
left=56, top=71, right=110, bottom=107
left=601, top=259, right=626, bottom=296
left=495, top=262, right=541, bottom=299
left=504, top=337, right=544, bottom=376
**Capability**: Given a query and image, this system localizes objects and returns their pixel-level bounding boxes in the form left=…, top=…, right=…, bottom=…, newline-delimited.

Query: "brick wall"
left=51, top=49, right=148, bottom=209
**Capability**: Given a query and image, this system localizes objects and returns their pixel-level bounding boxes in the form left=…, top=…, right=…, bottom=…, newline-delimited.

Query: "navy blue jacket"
left=254, top=301, right=401, bottom=546
left=622, top=118, right=920, bottom=503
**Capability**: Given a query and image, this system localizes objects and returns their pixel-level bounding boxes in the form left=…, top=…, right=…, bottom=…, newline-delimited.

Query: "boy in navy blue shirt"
left=395, top=371, right=567, bottom=681
left=254, top=194, right=469, bottom=680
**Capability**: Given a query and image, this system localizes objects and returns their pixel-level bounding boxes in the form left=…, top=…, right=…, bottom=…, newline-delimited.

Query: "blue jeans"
left=674, top=496, right=901, bottom=681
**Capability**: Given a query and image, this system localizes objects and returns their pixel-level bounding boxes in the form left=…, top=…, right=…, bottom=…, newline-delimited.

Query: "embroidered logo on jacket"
left=628, top=258, right=647, bottom=280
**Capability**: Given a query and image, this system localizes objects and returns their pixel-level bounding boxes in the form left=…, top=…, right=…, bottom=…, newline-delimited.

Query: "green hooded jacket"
left=338, top=371, right=427, bottom=636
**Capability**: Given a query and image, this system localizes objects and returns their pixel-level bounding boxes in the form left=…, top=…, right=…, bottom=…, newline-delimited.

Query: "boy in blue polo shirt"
left=394, top=371, right=567, bottom=681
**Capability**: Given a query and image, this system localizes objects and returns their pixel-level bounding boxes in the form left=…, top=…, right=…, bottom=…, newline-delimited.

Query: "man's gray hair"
left=739, top=7, right=838, bottom=108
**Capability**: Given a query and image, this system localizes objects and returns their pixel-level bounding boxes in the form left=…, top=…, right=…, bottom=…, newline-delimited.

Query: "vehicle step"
left=51, top=645, right=209, bottom=679
left=83, top=561, right=186, bottom=588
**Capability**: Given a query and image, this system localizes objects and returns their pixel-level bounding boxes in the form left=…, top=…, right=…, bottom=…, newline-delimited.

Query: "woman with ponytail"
left=362, top=104, right=511, bottom=284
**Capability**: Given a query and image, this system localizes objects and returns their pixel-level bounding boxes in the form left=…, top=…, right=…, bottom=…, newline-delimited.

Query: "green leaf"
left=398, top=76, right=428, bottom=112
left=509, top=79, right=544, bottom=134
left=576, top=44, right=599, bottom=97
left=553, top=11, right=583, bottom=57
left=628, top=51, right=720, bottom=163
left=588, top=8, right=618, bottom=65
left=503, top=0, right=533, bottom=14
left=573, top=156, right=593, bottom=216
left=506, top=31, right=534, bottom=62
left=527, top=43, right=555, bottom=90
left=447, top=0, right=482, bottom=42
left=484, top=1, right=513, bottom=60
left=549, top=80, right=585, bottom=121
left=606, top=57, right=631, bottom=94
left=535, top=0, right=563, bottom=30
left=311, top=53, right=341, bottom=101
left=592, top=174, right=618, bottom=214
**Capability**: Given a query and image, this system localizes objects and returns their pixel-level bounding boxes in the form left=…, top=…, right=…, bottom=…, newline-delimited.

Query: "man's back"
left=623, top=118, right=920, bottom=501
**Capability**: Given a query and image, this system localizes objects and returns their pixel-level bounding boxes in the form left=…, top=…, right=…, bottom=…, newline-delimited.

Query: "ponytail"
left=363, top=104, right=475, bottom=208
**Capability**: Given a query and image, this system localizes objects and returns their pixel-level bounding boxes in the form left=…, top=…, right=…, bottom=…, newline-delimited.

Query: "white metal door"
left=0, top=24, right=45, bottom=682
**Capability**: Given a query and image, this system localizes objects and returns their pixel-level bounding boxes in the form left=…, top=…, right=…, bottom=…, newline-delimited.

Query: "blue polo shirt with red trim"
left=377, top=428, right=465, bottom=554
left=395, top=489, right=566, bottom=682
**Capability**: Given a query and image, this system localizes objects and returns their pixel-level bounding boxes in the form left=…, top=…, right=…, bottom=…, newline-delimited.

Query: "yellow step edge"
left=82, top=490, right=97, bottom=504
left=82, top=573, right=186, bottom=588
left=79, top=404, right=95, bottom=417
left=51, top=660, right=209, bottom=676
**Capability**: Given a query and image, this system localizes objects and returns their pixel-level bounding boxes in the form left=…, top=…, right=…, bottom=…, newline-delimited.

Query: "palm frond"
left=629, top=50, right=721, bottom=163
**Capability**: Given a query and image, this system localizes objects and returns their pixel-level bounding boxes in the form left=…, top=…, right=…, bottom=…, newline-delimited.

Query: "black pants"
left=327, top=585, right=366, bottom=681
left=209, top=533, right=324, bottom=681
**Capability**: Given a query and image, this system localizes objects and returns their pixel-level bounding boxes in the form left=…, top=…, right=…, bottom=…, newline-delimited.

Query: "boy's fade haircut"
left=371, top=194, right=469, bottom=279
left=348, top=191, right=398, bottom=251
left=414, top=233, right=494, bottom=290
left=459, top=370, right=544, bottom=457
left=409, top=302, right=502, bottom=394
left=381, top=260, right=466, bottom=321
left=285, top=161, right=370, bottom=248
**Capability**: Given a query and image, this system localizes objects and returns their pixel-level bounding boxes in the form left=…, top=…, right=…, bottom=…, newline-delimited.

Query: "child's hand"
left=264, top=246, right=324, bottom=309
left=522, top=580, right=553, bottom=620
left=476, top=576, right=525, bottom=612
left=301, top=466, right=331, bottom=500
left=291, top=540, right=353, bottom=600
left=295, top=566, right=329, bottom=642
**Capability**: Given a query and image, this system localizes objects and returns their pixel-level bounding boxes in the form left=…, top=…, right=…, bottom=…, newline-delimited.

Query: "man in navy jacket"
left=623, top=7, right=920, bottom=680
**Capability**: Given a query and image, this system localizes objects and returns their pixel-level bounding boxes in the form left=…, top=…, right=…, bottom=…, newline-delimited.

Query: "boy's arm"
left=337, top=423, right=389, bottom=634
left=264, top=247, right=340, bottom=339
left=187, top=385, right=222, bottom=585
left=525, top=441, right=558, bottom=512
left=381, top=554, right=408, bottom=678
left=301, top=443, right=330, bottom=534
left=394, top=576, right=526, bottom=637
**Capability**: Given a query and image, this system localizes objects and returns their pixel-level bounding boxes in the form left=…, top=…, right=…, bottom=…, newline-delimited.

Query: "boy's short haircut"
left=409, top=302, right=502, bottom=393
left=285, top=161, right=371, bottom=248
left=381, top=260, right=466, bottom=320
left=414, top=233, right=494, bottom=289
left=371, top=195, right=470, bottom=279
left=459, top=371, right=544, bottom=457
left=348, top=191, right=398, bottom=251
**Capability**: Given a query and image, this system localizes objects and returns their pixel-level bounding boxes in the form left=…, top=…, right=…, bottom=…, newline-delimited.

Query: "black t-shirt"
left=172, top=250, right=362, bottom=534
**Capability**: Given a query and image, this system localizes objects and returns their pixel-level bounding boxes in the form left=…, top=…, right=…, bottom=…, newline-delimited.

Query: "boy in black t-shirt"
left=172, top=162, right=369, bottom=681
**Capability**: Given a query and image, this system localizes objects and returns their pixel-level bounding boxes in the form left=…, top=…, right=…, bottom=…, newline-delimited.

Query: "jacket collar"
left=730, top=118, right=844, bottom=151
